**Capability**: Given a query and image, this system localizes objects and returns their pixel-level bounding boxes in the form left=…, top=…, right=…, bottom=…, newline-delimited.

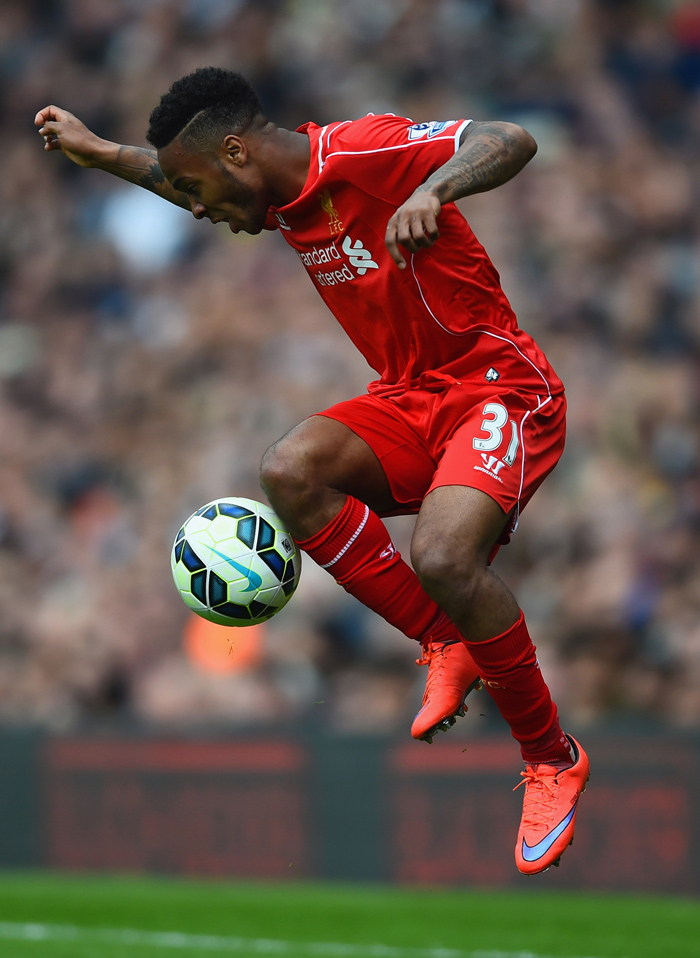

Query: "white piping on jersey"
left=320, top=504, right=370, bottom=568
left=407, top=265, right=555, bottom=410
left=325, top=119, right=352, bottom=157
left=453, top=118, right=471, bottom=150
left=517, top=410, right=532, bottom=504
left=321, top=122, right=473, bottom=167
left=318, top=120, right=352, bottom=172
left=410, top=251, right=445, bottom=329
left=319, top=118, right=471, bottom=171
left=478, top=331, right=554, bottom=409
left=317, top=125, right=327, bottom=174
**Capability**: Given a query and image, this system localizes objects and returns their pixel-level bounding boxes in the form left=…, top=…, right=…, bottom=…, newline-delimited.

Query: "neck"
left=256, top=123, right=310, bottom=207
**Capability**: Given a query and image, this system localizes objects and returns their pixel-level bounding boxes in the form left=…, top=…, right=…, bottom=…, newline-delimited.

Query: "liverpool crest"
left=319, top=189, right=343, bottom=235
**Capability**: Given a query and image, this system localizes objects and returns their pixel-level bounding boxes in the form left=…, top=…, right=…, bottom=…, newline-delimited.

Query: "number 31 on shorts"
left=473, top=402, right=520, bottom=467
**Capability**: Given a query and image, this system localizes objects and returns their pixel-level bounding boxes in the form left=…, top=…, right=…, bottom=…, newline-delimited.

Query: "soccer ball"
left=170, top=497, right=301, bottom=626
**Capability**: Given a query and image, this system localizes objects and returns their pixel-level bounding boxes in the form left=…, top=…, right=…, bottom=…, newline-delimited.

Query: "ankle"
left=418, top=610, right=462, bottom=648
left=528, top=758, right=573, bottom=772
left=523, top=734, right=575, bottom=770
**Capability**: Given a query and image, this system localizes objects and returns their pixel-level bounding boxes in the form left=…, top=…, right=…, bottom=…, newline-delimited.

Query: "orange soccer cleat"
left=411, top=636, right=481, bottom=743
left=514, top=734, right=590, bottom=875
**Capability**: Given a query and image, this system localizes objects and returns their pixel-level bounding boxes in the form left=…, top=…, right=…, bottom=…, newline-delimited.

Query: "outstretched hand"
left=35, top=105, right=105, bottom=168
left=385, top=189, right=442, bottom=269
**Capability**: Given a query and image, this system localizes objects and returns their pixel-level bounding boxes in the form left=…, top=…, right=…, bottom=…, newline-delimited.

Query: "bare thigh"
left=261, top=415, right=402, bottom=538
left=412, top=485, right=512, bottom=570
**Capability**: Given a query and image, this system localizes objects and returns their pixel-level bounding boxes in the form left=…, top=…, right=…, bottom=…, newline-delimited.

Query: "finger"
left=39, top=127, right=60, bottom=149
left=409, top=214, right=440, bottom=248
left=35, top=105, right=61, bottom=126
left=396, top=218, right=421, bottom=254
left=408, top=215, right=430, bottom=248
left=37, top=111, right=65, bottom=135
left=385, top=216, right=406, bottom=269
left=418, top=210, right=440, bottom=244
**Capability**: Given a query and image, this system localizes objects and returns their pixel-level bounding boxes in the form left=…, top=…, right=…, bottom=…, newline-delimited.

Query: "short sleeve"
left=320, top=114, right=471, bottom=206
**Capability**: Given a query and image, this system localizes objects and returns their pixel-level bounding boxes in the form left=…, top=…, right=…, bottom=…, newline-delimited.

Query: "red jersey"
left=269, top=114, right=563, bottom=400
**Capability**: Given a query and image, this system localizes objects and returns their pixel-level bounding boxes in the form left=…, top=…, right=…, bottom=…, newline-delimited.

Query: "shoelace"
left=416, top=641, right=450, bottom=701
left=513, top=766, right=561, bottom=834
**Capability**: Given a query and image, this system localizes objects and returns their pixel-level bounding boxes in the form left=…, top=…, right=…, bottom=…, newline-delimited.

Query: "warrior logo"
left=319, top=189, right=343, bottom=235
left=479, top=454, right=507, bottom=479
left=275, top=212, right=292, bottom=231
left=485, top=367, right=500, bottom=382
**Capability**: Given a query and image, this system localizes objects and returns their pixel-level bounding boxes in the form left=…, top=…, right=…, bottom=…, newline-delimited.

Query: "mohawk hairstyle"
left=146, top=67, right=265, bottom=151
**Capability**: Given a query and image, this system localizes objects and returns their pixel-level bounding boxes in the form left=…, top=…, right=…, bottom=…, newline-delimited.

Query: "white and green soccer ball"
left=170, top=497, right=301, bottom=626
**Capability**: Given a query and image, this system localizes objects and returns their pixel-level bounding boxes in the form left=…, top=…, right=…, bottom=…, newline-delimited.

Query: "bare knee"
left=261, top=425, right=353, bottom=542
left=411, top=530, right=482, bottom=613
left=260, top=435, right=319, bottom=514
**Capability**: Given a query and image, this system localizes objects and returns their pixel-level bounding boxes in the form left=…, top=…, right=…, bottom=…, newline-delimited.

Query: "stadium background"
left=1, top=0, right=700, bottom=899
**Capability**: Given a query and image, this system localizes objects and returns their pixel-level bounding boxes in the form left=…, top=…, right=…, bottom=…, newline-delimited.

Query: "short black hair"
left=146, top=67, right=265, bottom=151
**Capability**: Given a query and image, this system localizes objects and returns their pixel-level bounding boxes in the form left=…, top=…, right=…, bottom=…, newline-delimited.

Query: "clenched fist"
left=35, top=105, right=112, bottom=168
left=385, top=189, right=442, bottom=270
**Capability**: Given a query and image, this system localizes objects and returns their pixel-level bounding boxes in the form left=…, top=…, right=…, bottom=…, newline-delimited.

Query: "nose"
left=191, top=201, right=207, bottom=220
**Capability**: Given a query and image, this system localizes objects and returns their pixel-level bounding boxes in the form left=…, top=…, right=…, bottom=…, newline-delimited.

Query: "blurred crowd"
left=0, top=0, right=699, bottom=735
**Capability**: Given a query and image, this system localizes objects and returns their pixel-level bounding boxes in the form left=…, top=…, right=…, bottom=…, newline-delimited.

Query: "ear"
left=221, top=134, right=247, bottom=167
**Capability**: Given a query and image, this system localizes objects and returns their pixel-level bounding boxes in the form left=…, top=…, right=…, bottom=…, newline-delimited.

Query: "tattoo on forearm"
left=418, top=123, right=534, bottom=204
left=114, top=146, right=190, bottom=209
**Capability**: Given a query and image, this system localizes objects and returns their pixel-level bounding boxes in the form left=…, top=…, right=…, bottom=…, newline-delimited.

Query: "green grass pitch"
left=0, top=872, right=696, bottom=958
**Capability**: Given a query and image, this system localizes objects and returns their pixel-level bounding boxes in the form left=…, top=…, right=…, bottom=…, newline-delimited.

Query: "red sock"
left=296, top=495, right=456, bottom=645
left=463, top=613, right=571, bottom=765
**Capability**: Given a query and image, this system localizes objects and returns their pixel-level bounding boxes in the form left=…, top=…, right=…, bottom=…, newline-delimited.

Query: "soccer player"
left=36, top=67, right=589, bottom=874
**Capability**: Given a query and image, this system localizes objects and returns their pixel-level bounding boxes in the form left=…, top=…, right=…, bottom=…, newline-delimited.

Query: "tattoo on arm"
left=112, top=146, right=190, bottom=210
left=417, top=122, right=536, bottom=204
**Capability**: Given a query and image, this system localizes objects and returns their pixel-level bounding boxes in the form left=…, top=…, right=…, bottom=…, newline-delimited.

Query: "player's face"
left=159, top=142, right=270, bottom=234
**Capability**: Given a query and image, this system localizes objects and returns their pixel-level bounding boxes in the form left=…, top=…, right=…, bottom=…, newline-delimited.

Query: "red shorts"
left=317, top=374, right=566, bottom=547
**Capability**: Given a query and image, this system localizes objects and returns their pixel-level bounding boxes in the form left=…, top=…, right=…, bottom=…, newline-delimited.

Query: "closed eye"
left=172, top=178, right=197, bottom=195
